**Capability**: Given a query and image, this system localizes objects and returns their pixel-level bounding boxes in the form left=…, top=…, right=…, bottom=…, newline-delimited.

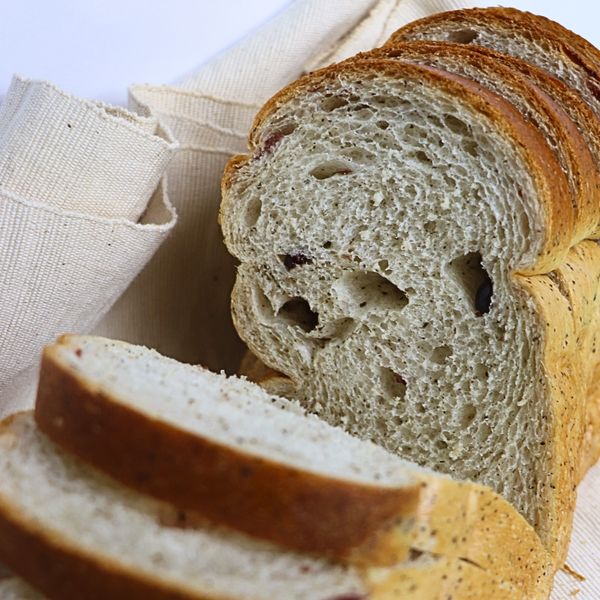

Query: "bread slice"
left=481, top=7, right=600, bottom=73
left=220, top=56, right=600, bottom=568
left=347, top=40, right=600, bottom=477
left=0, top=412, right=530, bottom=600
left=35, top=335, right=550, bottom=596
left=385, top=8, right=600, bottom=131
left=351, top=41, right=600, bottom=246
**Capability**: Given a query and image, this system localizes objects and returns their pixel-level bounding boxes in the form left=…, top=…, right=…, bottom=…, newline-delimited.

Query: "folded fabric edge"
left=0, top=179, right=177, bottom=232
left=9, top=74, right=179, bottom=150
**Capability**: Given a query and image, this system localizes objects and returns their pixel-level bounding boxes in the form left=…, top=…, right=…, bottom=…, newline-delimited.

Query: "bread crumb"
left=563, top=564, right=586, bottom=581
left=570, top=590, right=580, bottom=596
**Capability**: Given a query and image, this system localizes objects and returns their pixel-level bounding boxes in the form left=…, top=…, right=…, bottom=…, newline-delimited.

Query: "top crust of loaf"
left=228, top=59, right=573, bottom=276
left=385, top=9, right=600, bottom=123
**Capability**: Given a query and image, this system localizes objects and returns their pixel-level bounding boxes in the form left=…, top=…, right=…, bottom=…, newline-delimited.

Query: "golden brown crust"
left=35, top=340, right=423, bottom=561
left=365, top=555, right=529, bottom=600
left=512, top=240, right=600, bottom=566
left=385, top=9, right=600, bottom=117
left=349, top=41, right=600, bottom=245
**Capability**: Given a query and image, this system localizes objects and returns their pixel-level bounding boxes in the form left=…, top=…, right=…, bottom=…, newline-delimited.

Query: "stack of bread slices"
left=0, top=335, right=551, bottom=599
left=220, top=6, right=600, bottom=598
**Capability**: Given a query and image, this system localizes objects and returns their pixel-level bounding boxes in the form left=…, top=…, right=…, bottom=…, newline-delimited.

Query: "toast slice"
left=35, top=335, right=550, bottom=595
left=219, top=55, right=600, bottom=569
left=0, top=412, right=530, bottom=600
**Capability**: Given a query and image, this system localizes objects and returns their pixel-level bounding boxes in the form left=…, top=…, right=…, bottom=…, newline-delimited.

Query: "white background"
left=1, top=0, right=599, bottom=107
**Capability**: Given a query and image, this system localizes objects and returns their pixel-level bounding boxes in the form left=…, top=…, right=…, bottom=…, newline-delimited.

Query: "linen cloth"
left=0, top=0, right=597, bottom=597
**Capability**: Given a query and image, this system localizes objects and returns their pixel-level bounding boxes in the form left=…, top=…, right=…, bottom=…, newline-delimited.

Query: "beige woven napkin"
left=1, top=0, right=596, bottom=596
left=0, top=75, right=177, bottom=416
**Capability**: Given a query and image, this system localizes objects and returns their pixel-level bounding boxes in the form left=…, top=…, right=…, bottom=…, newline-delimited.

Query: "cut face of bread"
left=220, top=57, right=600, bottom=565
left=0, top=579, right=45, bottom=600
left=35, top=335, right=551, bottom=596
left=0, top=413, right=528, bottom=600
left=354, top=41, right=600, bottom=245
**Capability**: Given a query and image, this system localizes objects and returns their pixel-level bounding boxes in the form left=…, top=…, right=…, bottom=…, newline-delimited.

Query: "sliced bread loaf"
left=35, top=335, right=549, bottom=596
left=0, top=412, right=529, bottom=600
left=219, top=55, right=600, bottom=569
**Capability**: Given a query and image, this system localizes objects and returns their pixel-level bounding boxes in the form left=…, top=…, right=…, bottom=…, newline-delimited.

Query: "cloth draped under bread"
left=0, top=0, right=597, bottom=596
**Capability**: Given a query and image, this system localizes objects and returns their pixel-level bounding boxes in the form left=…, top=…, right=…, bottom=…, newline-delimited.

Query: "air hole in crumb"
left=415, top=151, right=432, bottom=164
left=460, top=404, right=477, bottom=428
left=312, top=317, right=356, bottom=341
left=310, top=160, right=353, bottom=180
left=447, top=252, right=492, bottom=315
left=431, top=346, right=452, bottom=365
left=447, top=28, right=479, bottom=44
left=341, top=147, right=376, bottom=164
left=424, top=221, right=437, bottom=234
left=376, top=120, right=390, bottom=130
left=378, top=259, right=389, bottom=271
left=274, top=122, right=296, bottom=136
left=461, top=139, right=479, bottom=157
left=380, top=367, right=407, bottom=401
left=245, top=197, right=262, bottom=227
left=322, top=96, right=349, bottom=112
left=435, top=438, right=448, bottom=450
left=278, top=298, right=319, bottom=332
left=322, top=241, right=333, bottom=249
left=475, top=364, right=489, bottom=381
left=335, top=270, right=408, bottom=313
left=444, top=114, right=470, bottom=135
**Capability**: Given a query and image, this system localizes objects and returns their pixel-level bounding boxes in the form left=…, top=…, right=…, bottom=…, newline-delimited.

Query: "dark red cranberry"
left=284, top=253, right=313, bottom=270
left=475, top=278, right=493, bottom=315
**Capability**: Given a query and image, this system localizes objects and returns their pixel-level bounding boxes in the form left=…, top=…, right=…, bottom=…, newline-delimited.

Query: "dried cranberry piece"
left=283, top=253, right=313, bottom=270
left=254, top=134, right=285, bottom=160
left=475, top=278, right=493, bottom=315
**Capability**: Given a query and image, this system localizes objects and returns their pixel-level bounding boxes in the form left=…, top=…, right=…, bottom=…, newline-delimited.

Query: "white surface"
left=1, top=0, right=599, bottom=108
left=0, top=0, right=294, bottom=106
